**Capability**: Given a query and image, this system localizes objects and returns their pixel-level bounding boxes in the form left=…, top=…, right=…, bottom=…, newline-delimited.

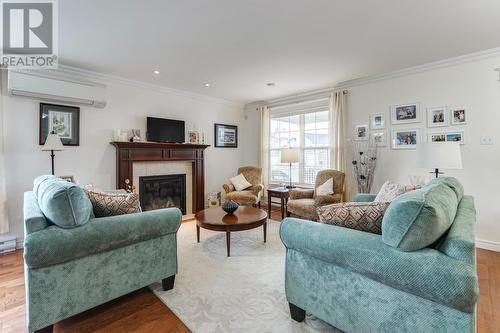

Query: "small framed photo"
left=370, top=131, right=387, bottom=147
left=214, top=123, right=238, bottom=148
left=131, top=129, right=141, bottom=142
left=59, top=175, right=75, bottom=183
left=39, top=103, right=80, bottom=146
left=390, top=102, right=421, bottom=125
left=188, top=130, right=200, bottom=144
left=451, top=108, right=467, bottom=125
left=446, top=131, right=465, bottom=145
left=370, top=113, right=385, bottom=129
left=391, top=128, right=421, bottom=149
left=428, top=132, right=447, bottom=143
left=427, top=106, right=448, bottom=128
left=354, top=124, right=369, bottom=141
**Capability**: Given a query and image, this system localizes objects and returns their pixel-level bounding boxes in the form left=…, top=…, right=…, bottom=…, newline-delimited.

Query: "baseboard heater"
left=0, top=235, right=17, bottom=254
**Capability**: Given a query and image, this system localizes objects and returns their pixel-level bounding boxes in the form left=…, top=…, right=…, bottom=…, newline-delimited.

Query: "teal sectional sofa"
left=280, top=177, right=479, bottom=332
left=23, top=176, right=181, bottom=333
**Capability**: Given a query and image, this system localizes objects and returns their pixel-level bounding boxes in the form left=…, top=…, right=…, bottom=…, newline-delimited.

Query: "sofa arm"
left=289, top=188, right=314, bottom=200
left=24, top=208, right=182, bottom=269
left=223, top=183, right=234, bottom=194
left=280, top=217, right=479, bottom=313
left=352, top=193, right=377, bottom=202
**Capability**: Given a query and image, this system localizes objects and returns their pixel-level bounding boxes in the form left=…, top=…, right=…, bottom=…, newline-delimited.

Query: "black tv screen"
left=146, top=117, right=185, bottom=143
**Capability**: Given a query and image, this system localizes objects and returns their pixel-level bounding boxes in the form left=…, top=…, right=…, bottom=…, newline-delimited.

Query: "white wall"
left=346, top=55, right=500, bottom=247
left=3, top=77, right=246, bottom=244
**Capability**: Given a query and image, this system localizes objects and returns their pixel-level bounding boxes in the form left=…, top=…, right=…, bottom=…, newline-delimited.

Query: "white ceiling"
left=59, top=0, right=500, bottom=103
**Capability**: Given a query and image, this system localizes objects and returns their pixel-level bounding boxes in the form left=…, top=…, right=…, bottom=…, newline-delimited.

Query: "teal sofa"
left=280, top=177, right=479, bottom=332
left=23, top=176, right=181, bottom=333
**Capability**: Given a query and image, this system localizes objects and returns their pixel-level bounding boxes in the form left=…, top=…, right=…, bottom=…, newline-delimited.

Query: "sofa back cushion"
left=427, top=176, right=464, bottom=201
left=382, top=183, right=458, bottom=251
left=33, top=175, right=92, bottom=228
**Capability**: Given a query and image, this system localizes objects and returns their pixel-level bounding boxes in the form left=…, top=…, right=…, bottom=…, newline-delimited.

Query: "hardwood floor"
left=1, top=207, right=499, bottom=332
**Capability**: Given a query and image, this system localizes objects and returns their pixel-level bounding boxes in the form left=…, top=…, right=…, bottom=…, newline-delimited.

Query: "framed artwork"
left=428, top=132, right=446, bottom=143
left=370, top=131, right=387, bottom=147
left=39, top=103, right=80, bottom=146
left=390, top=102, right=421, bottom=125
left=131, top=129, right=141, bottom=142
left=391, top=128, right=421, bottom=149
left=446, top=131, right=465, bottom=145
left=214, top=123, right=238, bottom=148
left=188, top=130, right=200, bottom=144
left=370, top=113, right=385, bottom=129
left=427, top=106, right=448, bottom=128
left=450, top=108, right=467, bottom=125
left=354, top=124, right=368, bottom=141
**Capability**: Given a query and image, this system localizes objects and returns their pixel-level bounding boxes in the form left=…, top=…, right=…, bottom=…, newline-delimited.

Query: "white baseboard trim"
left=476, top=238, right=500, bottom=252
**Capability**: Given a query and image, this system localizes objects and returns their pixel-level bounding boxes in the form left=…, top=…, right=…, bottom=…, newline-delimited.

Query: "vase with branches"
left=351, top=141, right=377, bottom=193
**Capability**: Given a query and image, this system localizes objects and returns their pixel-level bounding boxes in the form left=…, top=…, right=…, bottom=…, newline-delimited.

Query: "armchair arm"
left=314, top=194, right=342, bottom=206
left=280, top=218, right=478, bottom=313
left=248, top=184, right=264, bottom=196
left=24, top=208, right=182, bottom=269
left=223, top=183, right=235, bottom=194
left=352, top=193, right=377, bottom=202
left=289, top=188, right=314, bottom=200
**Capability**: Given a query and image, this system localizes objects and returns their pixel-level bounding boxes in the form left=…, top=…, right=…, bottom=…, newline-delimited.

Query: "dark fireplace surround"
left=139, top=174, right=186, bottom=214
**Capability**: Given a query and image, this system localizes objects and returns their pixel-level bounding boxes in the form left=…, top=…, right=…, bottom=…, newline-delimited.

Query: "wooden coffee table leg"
left=226, top=231, right=231, bottom=257
left=196, top=225, right=200, bottom=243
left=263, top=221, right=267, bottom=243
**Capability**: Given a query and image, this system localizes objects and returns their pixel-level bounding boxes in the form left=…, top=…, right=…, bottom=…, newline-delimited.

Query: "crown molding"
left=54, top=64, right=243, bottom=108
left=250, top=46, right=500, bottom=108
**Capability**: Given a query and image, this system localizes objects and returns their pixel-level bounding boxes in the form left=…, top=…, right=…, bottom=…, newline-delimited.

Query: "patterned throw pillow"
left=83, top=185, right=142, bottom=217
left=374, top=181, right=421, bottom=202
left=317, top=202, right=390, bottom=234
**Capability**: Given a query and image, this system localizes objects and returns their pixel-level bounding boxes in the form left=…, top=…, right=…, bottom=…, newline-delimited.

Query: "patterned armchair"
left=223, top=166, right=263, bottom=206
left=287, top=169, right=345, bottom=221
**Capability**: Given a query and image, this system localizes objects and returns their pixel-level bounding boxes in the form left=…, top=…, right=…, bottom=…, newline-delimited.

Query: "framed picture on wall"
left=427, top=106, right=448, bottom=128
left=450, top=108, right=467, bottom=125
left=370, top=113, right=385, bottom=129
left=390, top=102, right=421, bottom=125
left=370, top=131, right=387, bottom=147
left=391, top=128, right=421, bottom=149
left=214, top=123, right=238, bottom=148
left=354, top=124, right=369, bottom=141
left=39, top=103, right=80, bottom=146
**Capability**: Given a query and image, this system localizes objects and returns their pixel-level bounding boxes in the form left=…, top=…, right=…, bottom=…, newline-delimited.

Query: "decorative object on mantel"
left=214, top=123, right=238, bottom=148
left=281, top=148, right=300, bottom=189
left=42, top=132, right=64, bottom=175
left=221, top=200, right=239, bottom=215
left=390, top=102, right=421, bottom=125
left=416, top=142, right=462, bottom=178
left=113, top=129, right=128, bottom=141
left=351, top=141, right=377, bottom=193
left=39, top=103, right=80, bottom=146
left=131, top=129, right=141, bottom=142
left=188, top=130, right=200, bottom=144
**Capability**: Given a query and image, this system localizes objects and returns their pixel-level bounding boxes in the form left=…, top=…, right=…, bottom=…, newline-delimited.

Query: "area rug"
left=150, top=220, right=341, bottom=333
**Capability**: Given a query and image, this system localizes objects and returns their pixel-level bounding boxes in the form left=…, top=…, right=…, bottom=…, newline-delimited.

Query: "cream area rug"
left=150, top=220, right=341, bottom=333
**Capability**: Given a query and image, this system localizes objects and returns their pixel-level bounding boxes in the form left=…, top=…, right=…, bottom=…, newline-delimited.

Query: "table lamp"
left=416, top=142, right=462, bottom=178
left=42, top=132, right=64, bottom=175
left=281, top=148, right=300, bottom=188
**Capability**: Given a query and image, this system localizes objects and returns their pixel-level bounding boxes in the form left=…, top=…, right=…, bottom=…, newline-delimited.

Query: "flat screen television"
left=146, top=117, right=185, bottom=143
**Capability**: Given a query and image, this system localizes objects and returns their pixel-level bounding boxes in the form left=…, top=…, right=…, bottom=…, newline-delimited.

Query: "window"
left=269, top=106, right=330, bottom=186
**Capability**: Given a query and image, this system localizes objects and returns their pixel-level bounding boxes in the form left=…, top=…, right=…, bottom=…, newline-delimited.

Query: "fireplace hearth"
left=139, top=174, right=186, bottom=214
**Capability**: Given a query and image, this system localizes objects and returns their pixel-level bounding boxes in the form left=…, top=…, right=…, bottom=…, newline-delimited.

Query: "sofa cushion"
left=382, top=183, right=458, bottom=251
left=315, top=178, right=334, bottom=196
left=33, top=175, right=92, bottom=228
left=427, top=176, right=464, bottom=201
left=230, top=173, right=252, bottom=191
left=83, top=185, right=142, bottom=217
left=374, top=181, right=420, bottom=203
left=24, top=207, right=182, bottom=268
left=317, top=201, right=390, bottom=234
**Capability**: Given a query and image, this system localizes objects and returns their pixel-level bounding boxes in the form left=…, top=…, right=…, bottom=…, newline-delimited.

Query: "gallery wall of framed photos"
left=354, top=101, right=467, bottom=150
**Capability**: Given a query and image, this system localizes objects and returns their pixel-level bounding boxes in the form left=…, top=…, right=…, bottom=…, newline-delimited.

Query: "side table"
left=267, top=188, right=289, bottom=220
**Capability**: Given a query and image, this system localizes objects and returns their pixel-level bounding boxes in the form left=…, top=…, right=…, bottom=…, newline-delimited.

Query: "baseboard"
left=476, top=238, right=500, bottom=252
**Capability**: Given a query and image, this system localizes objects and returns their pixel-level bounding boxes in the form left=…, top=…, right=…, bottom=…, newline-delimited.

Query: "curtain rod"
left=267, top=89, right=348, bottom=109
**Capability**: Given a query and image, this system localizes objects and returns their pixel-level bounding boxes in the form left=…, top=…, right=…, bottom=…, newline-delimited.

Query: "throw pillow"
left=230, top=174, right=252, bottom=191
left=316, top=178, right=334, bottom=196
left=317, top=201, right=390, bottom=234
left=374, top=181, right=420, bottom=202
left=83, top=185, right=142, bottom=217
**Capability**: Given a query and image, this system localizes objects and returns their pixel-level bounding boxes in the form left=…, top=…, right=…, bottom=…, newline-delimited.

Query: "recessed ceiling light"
left=204, top=83, right=211, bottom=87
left=153, top=70, right=160, bottom=75
left=266, top=82, right=275, bottom=87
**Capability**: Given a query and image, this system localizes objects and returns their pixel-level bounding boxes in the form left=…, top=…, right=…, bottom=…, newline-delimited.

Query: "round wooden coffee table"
left=195, top=206, right=268, bottom=257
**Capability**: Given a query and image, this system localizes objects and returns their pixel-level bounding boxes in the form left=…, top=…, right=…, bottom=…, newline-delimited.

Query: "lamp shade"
left=281, top=148, right=300, bottom=163
left=416, top=142, right=462, bottom=169
left=42, top=134, right=65, bottom=151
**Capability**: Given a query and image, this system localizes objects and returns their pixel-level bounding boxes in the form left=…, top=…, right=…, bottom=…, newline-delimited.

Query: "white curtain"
left=0, top=88, right=8, bottom=234
left=329, top=91, right=347, bottom=199
left=259, top=106, right=270, bottom=192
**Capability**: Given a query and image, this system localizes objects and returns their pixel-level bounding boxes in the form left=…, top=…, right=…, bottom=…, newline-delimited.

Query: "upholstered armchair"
left=223, top=166, right=264, bottom=206
left=287, top=169, right=345, bottom=220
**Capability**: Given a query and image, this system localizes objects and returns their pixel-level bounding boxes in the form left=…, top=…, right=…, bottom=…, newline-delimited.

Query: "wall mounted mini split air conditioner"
left=7, top=69, right=107, bottom=108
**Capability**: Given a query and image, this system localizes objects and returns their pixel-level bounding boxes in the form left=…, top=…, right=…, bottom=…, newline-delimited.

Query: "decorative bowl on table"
left=222, top=200, right=239, bottom=215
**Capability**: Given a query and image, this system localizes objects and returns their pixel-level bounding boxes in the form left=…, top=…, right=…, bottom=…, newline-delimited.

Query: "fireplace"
left=139, top=174, right=186, bottom=214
